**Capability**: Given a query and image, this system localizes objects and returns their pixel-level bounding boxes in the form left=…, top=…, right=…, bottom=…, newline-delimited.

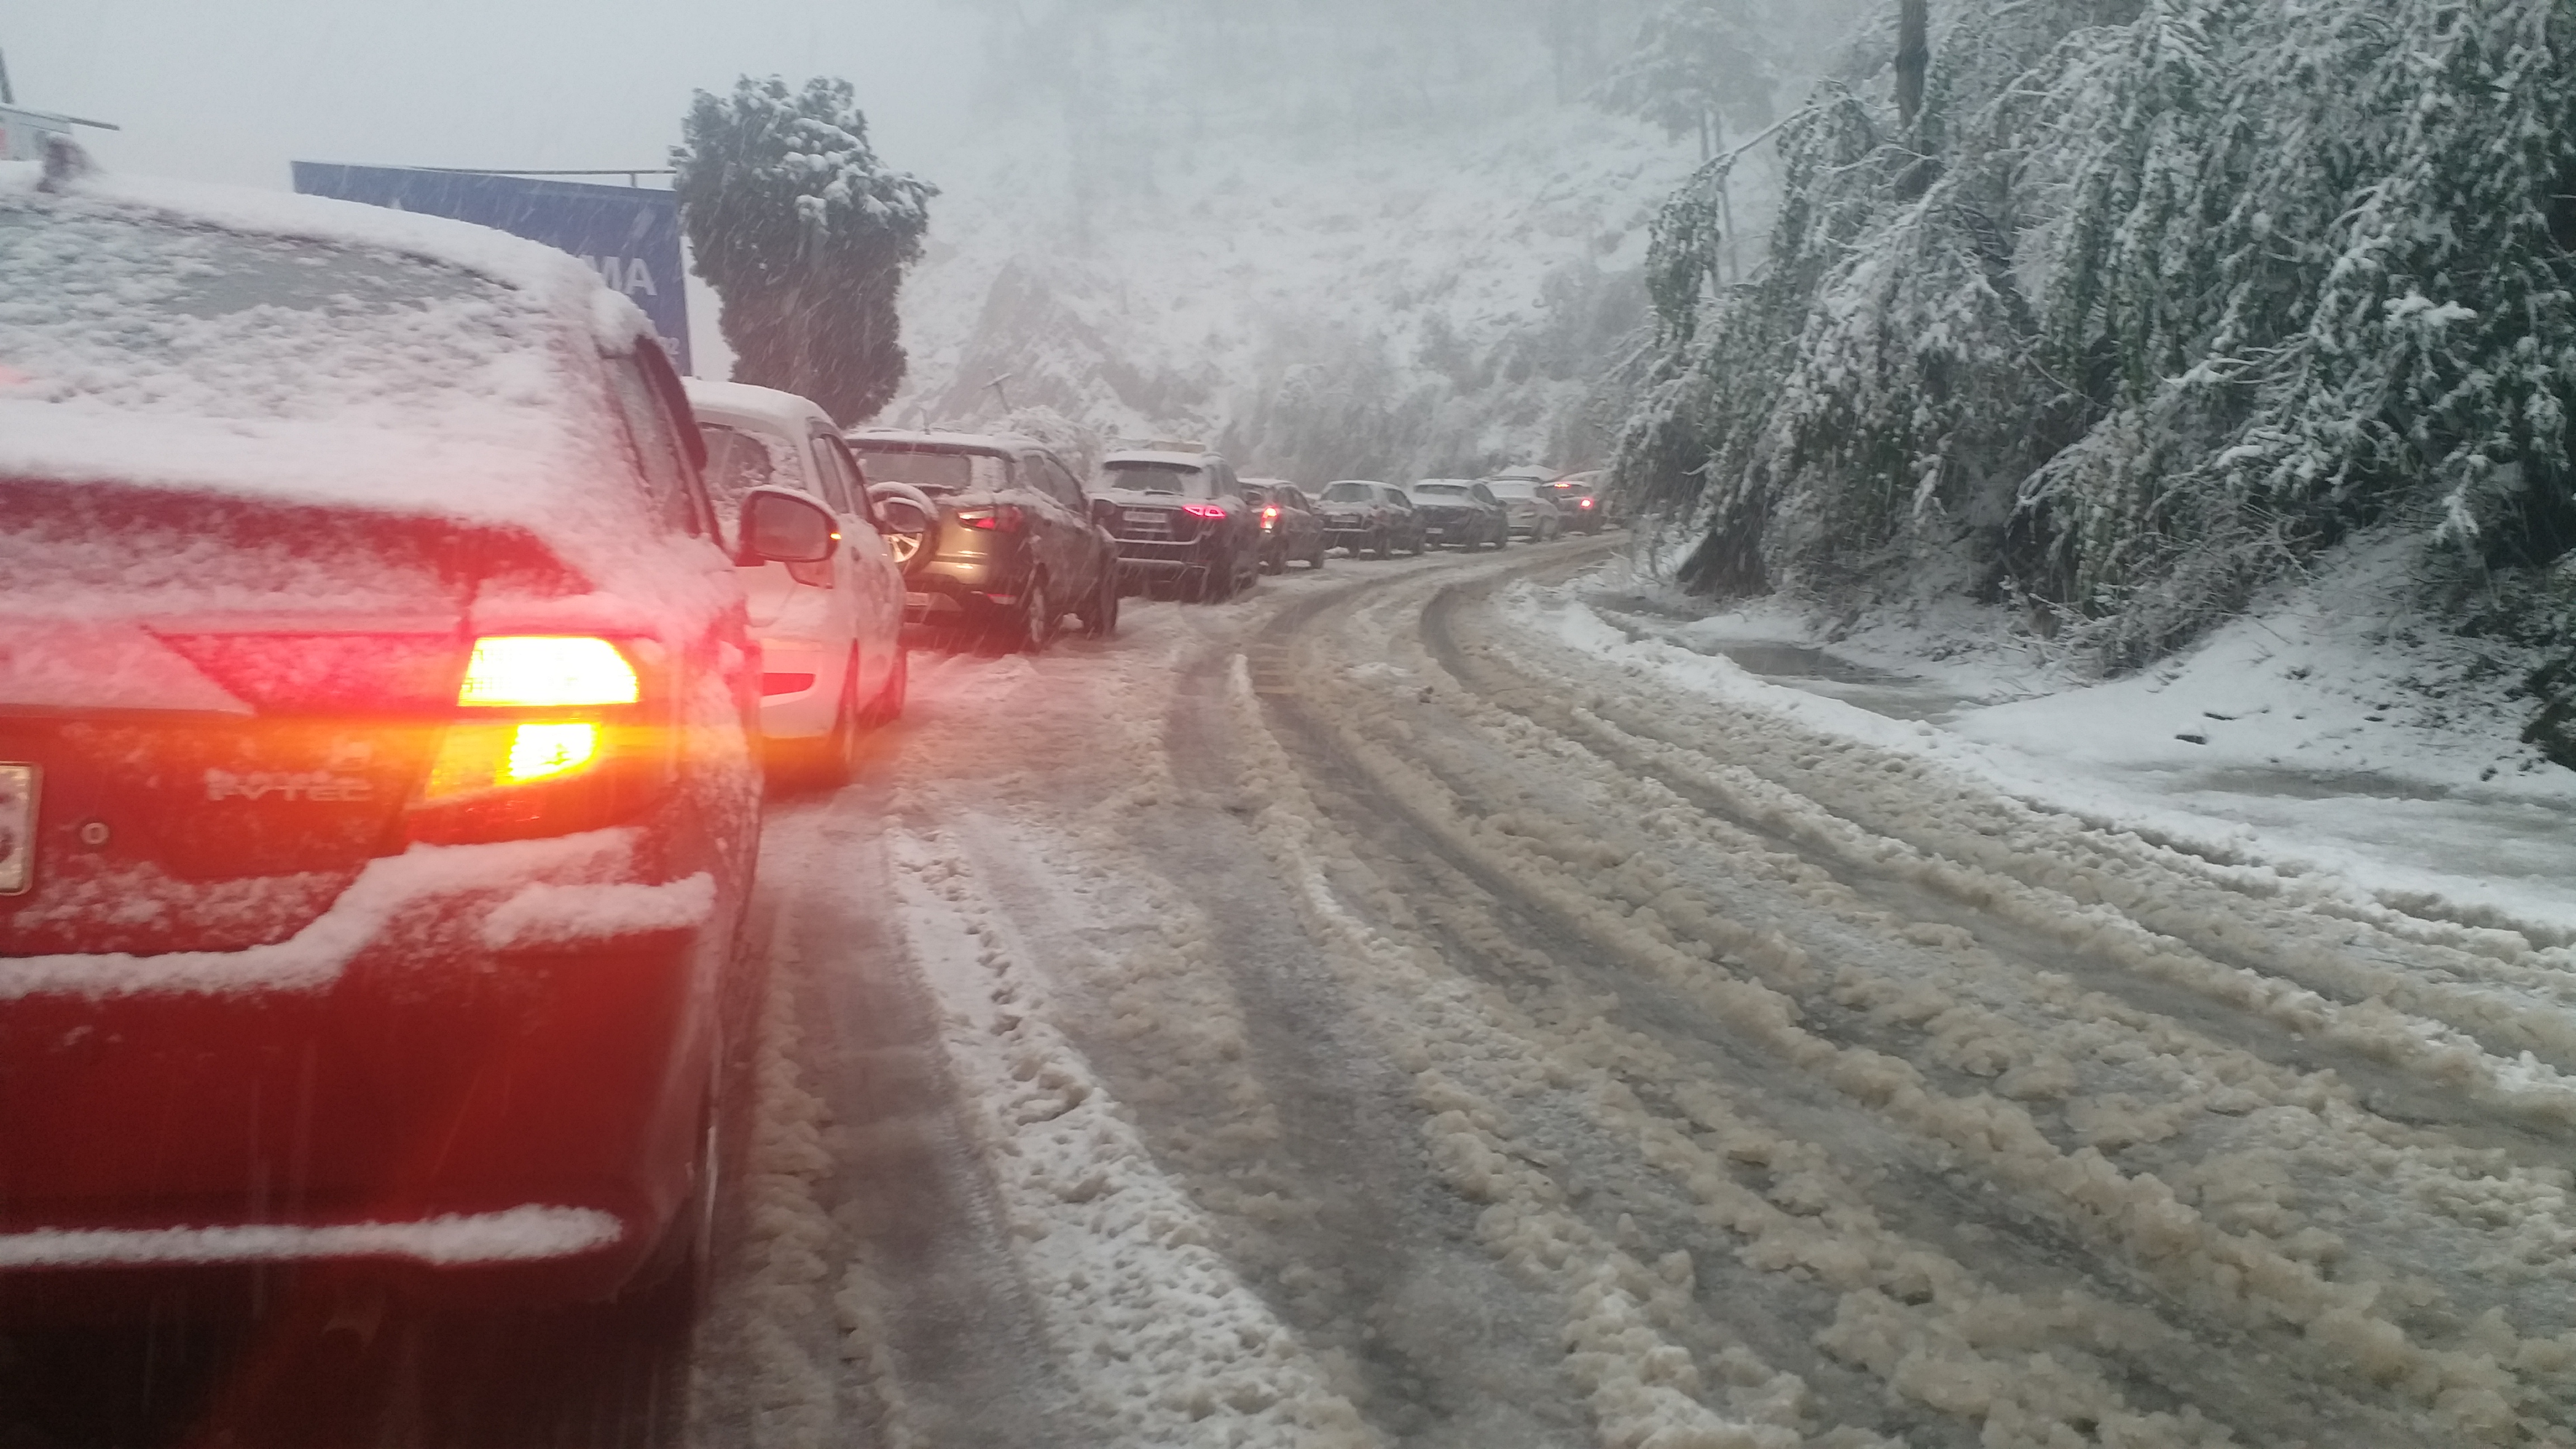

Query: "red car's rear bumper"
left=0, top=831, right=727, bottom=1309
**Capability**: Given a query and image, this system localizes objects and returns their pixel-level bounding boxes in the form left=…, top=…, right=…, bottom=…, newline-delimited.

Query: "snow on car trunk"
left=0, top=166, right=734, bottom=623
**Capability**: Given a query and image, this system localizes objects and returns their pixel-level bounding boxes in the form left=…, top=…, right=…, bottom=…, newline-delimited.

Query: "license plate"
left=0, top=764, right=35, bottom=897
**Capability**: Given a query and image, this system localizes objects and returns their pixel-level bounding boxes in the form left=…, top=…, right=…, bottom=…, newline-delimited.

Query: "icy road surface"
left=696, top=541, right=2576, bottom=1449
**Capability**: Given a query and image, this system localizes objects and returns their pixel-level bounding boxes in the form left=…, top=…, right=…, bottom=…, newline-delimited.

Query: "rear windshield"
left=1412, top=483, right=1470, bottom=498
left=1105, top=462, right=1212, bottom=497
left=847, top=446, right=989, bottom=496
left=1321, top=481, right=1376, bottom=503
left=0, top=205, right=529, bottom=424
left=698, top=422, right=808, bottom=513
left=1487, top=480, right=1540, bottom=499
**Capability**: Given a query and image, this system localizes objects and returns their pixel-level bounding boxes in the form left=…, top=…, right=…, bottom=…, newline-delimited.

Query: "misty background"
left=6, top=0, right=1871, bottom=481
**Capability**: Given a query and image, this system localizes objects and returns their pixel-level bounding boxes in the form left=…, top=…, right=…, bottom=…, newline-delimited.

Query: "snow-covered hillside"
left=883, top=2, right=1824, bottom=482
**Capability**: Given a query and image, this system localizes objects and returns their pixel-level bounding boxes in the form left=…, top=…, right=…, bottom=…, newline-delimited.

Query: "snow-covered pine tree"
left=673, top=76, right=936, bottom=424
left=1595, top=0, right=1781, bottom=159
left=1613, top=0, right=2576, bottom=752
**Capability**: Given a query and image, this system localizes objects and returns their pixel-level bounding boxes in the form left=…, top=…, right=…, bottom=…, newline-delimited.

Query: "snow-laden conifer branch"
left=1610, top=0, right=2576, bottom=721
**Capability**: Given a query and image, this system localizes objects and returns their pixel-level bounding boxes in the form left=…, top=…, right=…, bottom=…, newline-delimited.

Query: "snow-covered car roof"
left=1483, top=477, right=1548, bottom=498
left=684, top=377, right=834, bottom=435
left=1103, top=449, right=1219, bottom=470
left=0, top=163, right=690, bottom=596
left=845, top=427, right=1036, bottom=457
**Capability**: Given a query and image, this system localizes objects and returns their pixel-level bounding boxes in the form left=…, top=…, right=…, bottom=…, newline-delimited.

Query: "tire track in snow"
left=1247, top=565, right=2576, bottom=1443
left=1429, top=575, right=2576, bottom=1164
left=1242, top=580, right=2431, bottom=1447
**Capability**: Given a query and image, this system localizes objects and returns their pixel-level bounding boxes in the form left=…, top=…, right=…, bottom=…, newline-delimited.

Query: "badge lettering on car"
left=203, top=769, right=375, bottom=804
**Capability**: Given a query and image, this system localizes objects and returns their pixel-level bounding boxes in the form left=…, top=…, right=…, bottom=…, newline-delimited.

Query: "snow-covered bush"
left=1615, top=0, right=2576, bottom=695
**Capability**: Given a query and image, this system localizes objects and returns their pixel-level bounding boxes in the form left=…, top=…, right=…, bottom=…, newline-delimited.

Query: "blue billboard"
left=291, top=162, right=691, bottom=375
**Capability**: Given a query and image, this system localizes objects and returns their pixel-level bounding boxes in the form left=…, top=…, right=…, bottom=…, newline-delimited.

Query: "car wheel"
left=1262, top=544, right=1285, bottom=576
left=1013, top=575, right=1056, bottom=652
left=1204, top=550, right=1238, bottom=603
left=769, top=661, right=860, bottom=790
left=1078, top=566, right=1120, bottom=637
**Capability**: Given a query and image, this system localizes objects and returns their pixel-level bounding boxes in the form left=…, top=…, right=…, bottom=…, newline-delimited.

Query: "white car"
left=1481, top=474, right=1568, bottom=541
left=686, top=378, right=908, bottom=785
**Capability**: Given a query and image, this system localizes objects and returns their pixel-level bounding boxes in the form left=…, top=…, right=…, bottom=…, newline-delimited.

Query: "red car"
left=0, top=166, right=794, bottom=1422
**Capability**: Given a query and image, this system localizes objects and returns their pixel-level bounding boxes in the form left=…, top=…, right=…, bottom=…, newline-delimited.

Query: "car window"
left=1104, top=462, right=1213, bottom=497
left=804, top=429, right=856, bottom=515
left=1321, top=481, right=1375, bottom=504
left=822, top=435, right=882, bottom=525
left=849, top=444, right=978, bottom=496
left=604, top=354, right=708, bottom=538
left=698, top=421, right=807, bottom=517
left=1473, top=484, right=1499, bottom=505
left=1033, top=453, right=1084, bottom=509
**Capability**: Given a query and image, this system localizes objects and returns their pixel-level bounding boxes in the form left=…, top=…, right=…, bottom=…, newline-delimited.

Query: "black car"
left=1407, top=479, right=1508, bottom=550
left=845, top=429, right=1123, bottom=651
left=1244, top=479, right=1328, bottom=573
left=1098, top=449, right=1264, bottom=602
left=1315, top=479, right=1426, bottom=558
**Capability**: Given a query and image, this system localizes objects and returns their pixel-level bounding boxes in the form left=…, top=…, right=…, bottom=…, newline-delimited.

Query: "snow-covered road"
left=698, top=541, right=2576, bottom=1448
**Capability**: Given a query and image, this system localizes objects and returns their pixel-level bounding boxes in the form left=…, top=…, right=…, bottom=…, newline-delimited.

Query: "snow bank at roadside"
left=1541, top=547, right=2576, bottom=940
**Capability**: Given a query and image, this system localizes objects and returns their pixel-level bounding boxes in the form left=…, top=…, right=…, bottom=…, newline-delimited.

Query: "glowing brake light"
left=1183, top=503, right=1229, bottom=520
left=1579, top=498, right=1595, bottom=509
left=419, top=637, right=641, bottom=807
left=959, top=506, right=1024, bottom=532
left=458, top=637, right=639, bottom=708
left=423, top=721, right=603, bottom=799
left=1261, top=505, right=1280, bottom=531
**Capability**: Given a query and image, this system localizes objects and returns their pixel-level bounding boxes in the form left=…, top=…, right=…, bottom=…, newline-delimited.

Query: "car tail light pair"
left=409, top=636, right=666, bottom=846
left=959, top=505, right=1025, bottom=532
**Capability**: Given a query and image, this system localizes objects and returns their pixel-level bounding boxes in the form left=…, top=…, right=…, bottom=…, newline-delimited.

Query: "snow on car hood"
left=0, top=164, right=726, bottom=614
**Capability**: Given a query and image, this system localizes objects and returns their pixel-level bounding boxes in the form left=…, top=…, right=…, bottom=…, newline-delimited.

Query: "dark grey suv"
left=1098, top=449, right=1263, bottom=602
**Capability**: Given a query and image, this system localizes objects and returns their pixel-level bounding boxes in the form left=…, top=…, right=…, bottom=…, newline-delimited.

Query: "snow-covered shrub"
left=1614, top=0, right=2576, bottom=697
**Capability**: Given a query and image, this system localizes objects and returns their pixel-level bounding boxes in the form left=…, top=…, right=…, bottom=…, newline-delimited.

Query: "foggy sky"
left=4, top=0, right=983, bottom=190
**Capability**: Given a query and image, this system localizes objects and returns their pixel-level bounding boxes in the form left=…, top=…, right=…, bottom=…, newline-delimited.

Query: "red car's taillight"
left=1261, top=505, right=1281, bottom=532
left=959, top=506, right=1025, bottom=532
left=407, top=636, right=669, bottom=846
left=1183, top=503, right=1229, bottom=520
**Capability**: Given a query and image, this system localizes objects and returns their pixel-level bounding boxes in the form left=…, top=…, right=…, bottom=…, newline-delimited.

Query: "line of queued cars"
left=0, top=152, right=1630, bottom=1440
